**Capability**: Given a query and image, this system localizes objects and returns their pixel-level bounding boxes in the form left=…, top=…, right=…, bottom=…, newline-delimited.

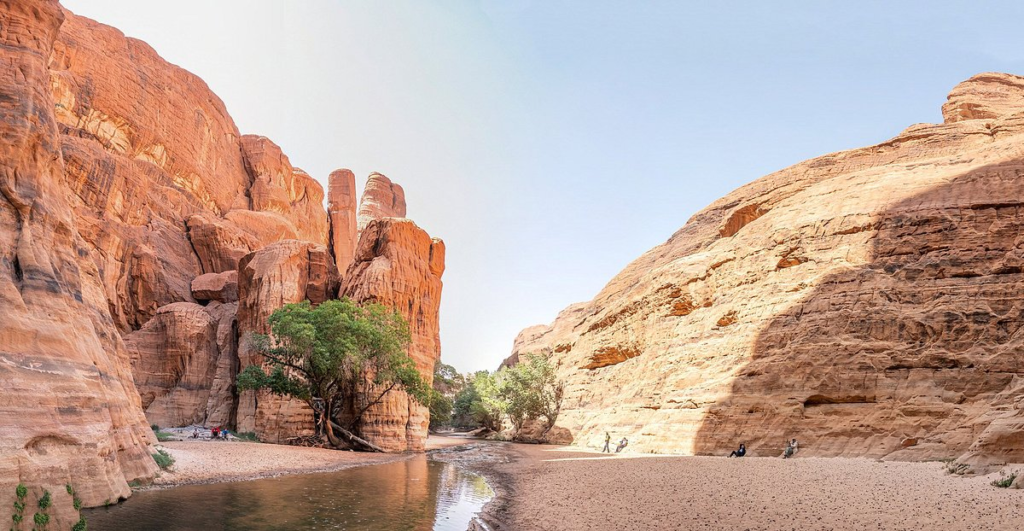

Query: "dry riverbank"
left=469, top=443, right=1024, bottom=530
left=148, top=435, right=469, bottom=488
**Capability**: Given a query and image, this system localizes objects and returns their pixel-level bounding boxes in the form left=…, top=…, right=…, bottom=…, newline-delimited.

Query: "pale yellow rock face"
left=340, top=219, right=445, bottom=452
left=0, top=1, right=157, bottom=527
left=512, top=73, right=1024, bottom=464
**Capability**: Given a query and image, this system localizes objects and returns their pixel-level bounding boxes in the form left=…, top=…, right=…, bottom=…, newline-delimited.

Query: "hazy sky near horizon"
left=63, top=1, right=1024, bottom=372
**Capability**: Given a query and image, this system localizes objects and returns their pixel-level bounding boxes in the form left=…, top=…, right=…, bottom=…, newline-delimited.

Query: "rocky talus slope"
left=511, top=73, right=1024, bottom=467
left=0, top=0, right=444, bottom=523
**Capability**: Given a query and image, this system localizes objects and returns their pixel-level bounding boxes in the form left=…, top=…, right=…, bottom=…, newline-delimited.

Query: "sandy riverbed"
left=471, top=444, right=1024, bottom=531
left=150, top=435, right=469, bottom=487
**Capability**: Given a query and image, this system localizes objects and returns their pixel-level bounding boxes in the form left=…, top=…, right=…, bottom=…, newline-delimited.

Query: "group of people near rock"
left=728, top=438, right=799, bottom=458
left=190, top=426, right=229, bottom=440
left=602, top=432, right=629, bottom=453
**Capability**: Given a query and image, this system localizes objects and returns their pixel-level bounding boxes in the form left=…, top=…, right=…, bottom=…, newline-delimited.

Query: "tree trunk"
left=328, top=419, right=386, bottom=453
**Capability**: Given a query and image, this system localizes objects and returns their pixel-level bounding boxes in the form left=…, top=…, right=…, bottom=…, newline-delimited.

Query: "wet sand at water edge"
left=148, top=435, right=469, bottom=488
left=468, top=443, right=1024, bottom=531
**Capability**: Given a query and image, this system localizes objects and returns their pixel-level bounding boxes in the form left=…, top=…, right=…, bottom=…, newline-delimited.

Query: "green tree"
left=428, top=362, right=464, bottom=430
left=451, top=356, right=564, bottom=436
left=237, top=298, right=428, bottom=451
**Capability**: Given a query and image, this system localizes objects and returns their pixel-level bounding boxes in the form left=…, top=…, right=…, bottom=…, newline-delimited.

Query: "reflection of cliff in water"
left=85, top=456, right=492, bottom=530
left=693, top=162, right=1024, bottom=462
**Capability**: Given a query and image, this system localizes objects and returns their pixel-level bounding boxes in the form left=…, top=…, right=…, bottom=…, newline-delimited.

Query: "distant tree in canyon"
left=428, top=362, right=464, bottom=431
left=452, top=355, right=564, bottom=438
left=237, top=298, right=429, bottom=451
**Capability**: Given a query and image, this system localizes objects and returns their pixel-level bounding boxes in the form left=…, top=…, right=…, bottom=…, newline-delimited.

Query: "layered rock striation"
left=340, top=219, right=446, bottom=451
left=1, top=0, right=445, bottom=520
left=0, top=1, right=157, bottom=524
left=511, top=72, right=1024, bottom=466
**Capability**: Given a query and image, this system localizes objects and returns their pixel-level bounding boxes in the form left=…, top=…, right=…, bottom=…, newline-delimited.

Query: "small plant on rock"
left=992, top=470, right=1018, bottom=488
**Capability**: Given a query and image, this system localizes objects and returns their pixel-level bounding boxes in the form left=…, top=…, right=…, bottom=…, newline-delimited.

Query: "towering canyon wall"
left=511, top=73, right=1024, bottom=466
left=0, top=1, right=156, bottom=524
left=0, top=0, right=444, bottom=521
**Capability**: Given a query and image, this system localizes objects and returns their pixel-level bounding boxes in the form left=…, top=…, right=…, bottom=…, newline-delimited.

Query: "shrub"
left=235, top=432, right=259, bottom=442
left=15, top=484, right=26, bottom=500
left=32, top=512, right=48, bottom=526
left=992, top=471, right=1018, bottom=488
left=155, top=431, right=173, bottom=442
left=37, top=490, right=50, bottom=510
left=152, top=449, right=175, bottom=470
left=150, top=424, right=160, bottom=432
left=72, top=517, right=88, bottom=531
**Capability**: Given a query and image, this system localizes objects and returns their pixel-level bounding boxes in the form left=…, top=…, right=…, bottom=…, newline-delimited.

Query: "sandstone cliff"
left=0, top=1, right=445, bottom=520
left=356, top=172, right=407, bottom=233
left=511, top=73, right=1024, bottom=466
left=339, top=219, right=446, bottom=451
left=0, top=1, right=156, bottom=525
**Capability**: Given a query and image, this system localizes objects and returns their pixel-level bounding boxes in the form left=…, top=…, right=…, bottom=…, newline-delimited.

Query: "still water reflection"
left=85, top=457, right=492, bottom=531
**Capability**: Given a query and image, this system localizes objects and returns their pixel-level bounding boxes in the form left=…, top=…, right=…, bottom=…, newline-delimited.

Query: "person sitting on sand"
left=615, top=437, right=629, bottom=453
left=603, top=432, right=612, bottom=453
left=191, top=428, right=199, bottom=439
left=211, top=426, right=220, bottom=439
left=729, top=443, right=746, bottom=457
left=783, top=438, right=798, bottom=459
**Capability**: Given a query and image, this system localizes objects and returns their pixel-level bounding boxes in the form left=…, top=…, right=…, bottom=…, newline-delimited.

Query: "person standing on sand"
left=603, top=432, right=611, bottom=453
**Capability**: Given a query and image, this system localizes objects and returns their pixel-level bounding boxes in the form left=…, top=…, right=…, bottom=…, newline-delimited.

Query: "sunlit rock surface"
left=511, top=73, right=1024, bottom=465
left=340, top=219, right=446, bottom=451
left=0, top=2, right=157, bottom=526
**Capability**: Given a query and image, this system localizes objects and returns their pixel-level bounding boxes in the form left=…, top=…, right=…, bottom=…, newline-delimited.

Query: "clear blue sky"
left=63, top=1, right=1024, bottom=372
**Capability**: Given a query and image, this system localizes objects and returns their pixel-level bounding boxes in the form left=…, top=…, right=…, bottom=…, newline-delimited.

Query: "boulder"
left=125, top=303, right=220, bottom=428
left=191, top=271, right=238, bottom=302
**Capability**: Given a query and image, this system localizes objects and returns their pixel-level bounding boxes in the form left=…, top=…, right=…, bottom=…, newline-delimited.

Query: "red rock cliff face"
left=328, top=169, right=359, bottom=274
left=340, top=219, right=446, bottom=451
left=235, top=241, right=341, bottom=443
left=512, top=73, right=1024, bottom=466
left=0, top=1, right=157, bottom=526
left=0, top=0, right=445, bottom=517
left=356, top=172, right=407, bottom=233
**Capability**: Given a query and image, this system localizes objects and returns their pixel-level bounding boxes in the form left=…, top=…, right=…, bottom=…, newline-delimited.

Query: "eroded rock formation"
left=357, top=172, right=407, bottom=232
left=0, top=1, right=157, bottom=525
left=340, top=219, right=446, bottom=451
left=1, top=1, right=444, bottom=520
left=328, top=169, right=359, bottom=274
left=235, top=241, right=341, bottom=442
left=511, top=72, right=1024, bottom=466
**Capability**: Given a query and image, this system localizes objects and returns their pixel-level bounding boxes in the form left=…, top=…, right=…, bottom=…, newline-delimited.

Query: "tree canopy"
left=452, top=354, right=563, bottom=437
left=236, top=298, right=428, bottom=450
